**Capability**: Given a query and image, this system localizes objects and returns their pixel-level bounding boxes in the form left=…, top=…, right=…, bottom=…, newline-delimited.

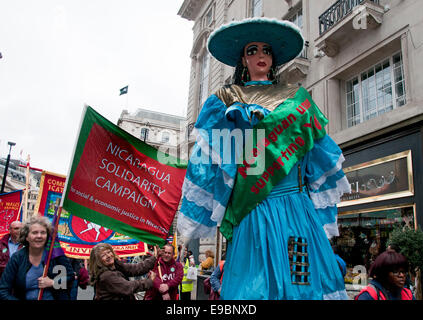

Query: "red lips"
left=257, top=62, right=267, bottom=67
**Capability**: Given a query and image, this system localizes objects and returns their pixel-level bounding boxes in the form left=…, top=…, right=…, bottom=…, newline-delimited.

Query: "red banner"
left=35, top=171, right=148, bottom=259
left=34, top=171, right=66, bottom=217
left=0, top=190, right=22, bottom=238
left=63, top=106, right=187, bottom=245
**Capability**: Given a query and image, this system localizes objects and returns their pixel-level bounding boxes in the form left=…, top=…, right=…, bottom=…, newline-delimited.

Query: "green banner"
left=62, top=106, right=187, bottom=246
left=220, top=87, right=328, bottom=241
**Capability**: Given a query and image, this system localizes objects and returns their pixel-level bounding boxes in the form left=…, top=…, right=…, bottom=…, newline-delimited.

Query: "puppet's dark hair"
left=232, top=49, right=279, bottom=86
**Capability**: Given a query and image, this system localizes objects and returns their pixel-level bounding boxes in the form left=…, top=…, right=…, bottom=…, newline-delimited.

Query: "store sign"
left=339, top=150, right=414, bottom=207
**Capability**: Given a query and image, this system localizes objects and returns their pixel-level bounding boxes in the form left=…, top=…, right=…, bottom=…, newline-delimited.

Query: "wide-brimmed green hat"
left=207, top=17, right=304, bottom=67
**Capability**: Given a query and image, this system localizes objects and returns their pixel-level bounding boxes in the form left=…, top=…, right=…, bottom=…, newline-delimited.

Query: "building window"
left=335, top=206, right=415, bottom=285
left=288, top=8, right=307, bottom=59
left=198, top=53, right=210, bottom=109
left=288, top=8, right=303, bottom=29
left=251, top=0, right=262, bottom=17
left=140, top=128, right=149, bottom=142
left=203, top=6, right=214, bottom=27
left=161, top=132, right=170, bottom=144
left=346, top=52, right=406, bottom=128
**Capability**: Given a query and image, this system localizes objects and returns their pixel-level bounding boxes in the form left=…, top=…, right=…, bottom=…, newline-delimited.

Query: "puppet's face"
left=242, top=42, right=273, bottom=81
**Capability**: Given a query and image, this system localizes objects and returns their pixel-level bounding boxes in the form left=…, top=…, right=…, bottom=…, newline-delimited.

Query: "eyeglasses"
left=245, top=45, right=272, bottom=56
left=392, top=270, right=406, bottom=276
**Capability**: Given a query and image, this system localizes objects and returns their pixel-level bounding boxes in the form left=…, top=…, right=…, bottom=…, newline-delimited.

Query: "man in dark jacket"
left=144, top=244, right=184, bottom=300
left=0, top=221, right=23, bottom=278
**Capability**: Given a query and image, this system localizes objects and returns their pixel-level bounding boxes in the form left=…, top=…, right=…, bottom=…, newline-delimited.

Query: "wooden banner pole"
left=37, top=198, right=62, bottom=300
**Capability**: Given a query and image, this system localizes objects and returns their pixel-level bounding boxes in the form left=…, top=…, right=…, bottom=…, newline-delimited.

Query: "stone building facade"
left=117, top=108, right=186, bottom=158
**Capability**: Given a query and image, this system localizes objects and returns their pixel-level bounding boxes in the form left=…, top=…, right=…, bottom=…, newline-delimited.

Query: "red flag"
left=0, top=190, right=22, bottom=237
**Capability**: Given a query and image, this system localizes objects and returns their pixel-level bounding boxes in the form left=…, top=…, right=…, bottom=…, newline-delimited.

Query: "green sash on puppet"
left=220, top=87, right=329, bottom=241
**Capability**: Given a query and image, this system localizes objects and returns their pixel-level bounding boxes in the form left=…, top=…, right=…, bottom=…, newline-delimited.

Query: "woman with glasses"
left=355, top=250, right=415, bottom=300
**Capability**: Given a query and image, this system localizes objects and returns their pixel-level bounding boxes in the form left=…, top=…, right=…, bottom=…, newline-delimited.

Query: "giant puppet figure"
left=177, top=18, right=351, bottom=300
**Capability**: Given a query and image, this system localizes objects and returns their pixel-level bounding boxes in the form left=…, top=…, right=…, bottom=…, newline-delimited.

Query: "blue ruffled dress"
left=178, top=81, right=351, bottom=300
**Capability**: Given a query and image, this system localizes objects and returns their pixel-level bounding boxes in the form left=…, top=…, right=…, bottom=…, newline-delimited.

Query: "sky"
left=0, top=0, right=194, bottom=176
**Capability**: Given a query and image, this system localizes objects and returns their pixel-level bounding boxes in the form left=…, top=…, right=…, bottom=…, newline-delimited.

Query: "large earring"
left=241, top=66, right=250, bottom=85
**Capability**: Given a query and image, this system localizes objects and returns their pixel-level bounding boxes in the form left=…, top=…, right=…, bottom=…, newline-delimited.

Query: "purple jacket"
left=144, top=257, right=184, bottom=300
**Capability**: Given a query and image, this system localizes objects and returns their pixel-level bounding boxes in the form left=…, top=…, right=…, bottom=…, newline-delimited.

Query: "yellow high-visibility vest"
left=182, top=259, right=193, bottom=293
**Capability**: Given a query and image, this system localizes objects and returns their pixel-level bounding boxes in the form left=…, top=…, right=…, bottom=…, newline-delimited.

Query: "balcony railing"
left=319, top=0, right=380, bottom=35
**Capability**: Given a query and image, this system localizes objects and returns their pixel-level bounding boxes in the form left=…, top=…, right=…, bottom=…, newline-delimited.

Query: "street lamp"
left=1, top=141, right=16, bottom=194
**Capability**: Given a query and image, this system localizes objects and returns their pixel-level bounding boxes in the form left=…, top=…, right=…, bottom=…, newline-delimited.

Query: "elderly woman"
left=177, top=18, right=351, bottom=299
left=355, top=250, right=415, bottom=300
left=89, top=243, right=156, bottom=300
left=0, top=216, right=74, bottom=300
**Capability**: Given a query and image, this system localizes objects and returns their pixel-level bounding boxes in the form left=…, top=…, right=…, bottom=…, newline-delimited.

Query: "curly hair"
left=18, top=215, right=52, bottom=247
left=89, top=243, right=120, bottom=286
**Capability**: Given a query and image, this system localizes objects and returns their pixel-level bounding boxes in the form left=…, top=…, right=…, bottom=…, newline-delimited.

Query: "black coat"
left=0, top=246, right=74, bottom=300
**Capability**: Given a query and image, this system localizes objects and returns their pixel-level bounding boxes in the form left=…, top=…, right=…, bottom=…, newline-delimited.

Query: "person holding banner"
left=177, top=18, right=351, bottom=300
left=89, top=243, right=157, bottom=300
left=144, top=244, right=183, bottom=300
left=0, top=216, right=74, bottom=300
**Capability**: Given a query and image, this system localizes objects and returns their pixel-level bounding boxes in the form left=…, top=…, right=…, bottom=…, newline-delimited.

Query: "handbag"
left=203, top=277, right=211, bottom=294
left=186, top=266, right=198, bottom=280
left=209, top=289, right=220, bottom=300
left=203, top=277, right=220, bottom=300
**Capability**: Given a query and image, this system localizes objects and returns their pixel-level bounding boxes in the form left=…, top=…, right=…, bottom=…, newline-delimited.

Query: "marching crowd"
left=0, top=214, right=416, bottom=300
left=0, top=215, right=217, bottom=300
